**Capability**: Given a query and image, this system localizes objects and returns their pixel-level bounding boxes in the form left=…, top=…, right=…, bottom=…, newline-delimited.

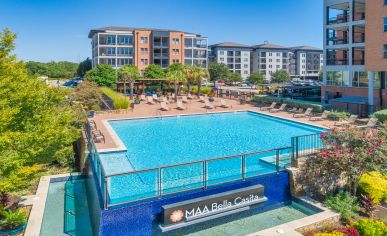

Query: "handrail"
left=104, top=146, right=292, bottom=178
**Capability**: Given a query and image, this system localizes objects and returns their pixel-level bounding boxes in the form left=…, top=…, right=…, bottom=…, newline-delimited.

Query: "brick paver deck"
left=89, top=98, right=335, bottom=151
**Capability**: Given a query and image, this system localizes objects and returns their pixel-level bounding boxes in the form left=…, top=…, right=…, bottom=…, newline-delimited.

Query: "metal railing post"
left=275, top=149, right=280, bottom=174
left=158, top=168, right=162, bottom=197
left=295, top=136, right=299, bottom=160
left=242, top=155, right=246, bottom=180
left=104, top=178, right=108, bottom=210
left=203, top=161, right=207, bottom=190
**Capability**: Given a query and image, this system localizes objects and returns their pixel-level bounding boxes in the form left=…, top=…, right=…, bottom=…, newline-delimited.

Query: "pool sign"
left=161, top=185, right=267, bottom=228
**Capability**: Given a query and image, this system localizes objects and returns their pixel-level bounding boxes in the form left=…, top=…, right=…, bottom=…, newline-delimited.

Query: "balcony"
left=327, top=2, right=350, bottom=25
left=352, top=59, right=365, bottom=65
left=327, top=59, right=348, bottom=65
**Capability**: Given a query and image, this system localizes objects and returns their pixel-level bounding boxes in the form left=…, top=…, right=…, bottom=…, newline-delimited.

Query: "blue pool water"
left=105, top=111, right=323, bottom=172
left=95, top=112, right=324, bottom=205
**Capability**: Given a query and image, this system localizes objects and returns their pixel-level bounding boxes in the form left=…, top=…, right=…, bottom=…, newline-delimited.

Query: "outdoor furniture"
left=270, top=104, right=287, bottom=113
left=357, top=118, right=379, bottom=129
left=204, top=101, right=214, bottom=109
left=309, top=110, right=330, bottom=121
left=160, top=102, right=169, bottom=111
left=152, top=94, right=158, bottom=102
left=218, top=99, right=230, bottom=108
left=334, top=114, right=358, bottom=127
left=198, top=96, right=206, bottom=103
left=140, top=95, right=146, bottom=101
left=93, top=131, right=105, bottom=143
left=260, top=102, right=277, bottom=111
left=187, top=94, right=194, bottom=100
left=293, top=108, right=313, bottom=118
left=182, top=96, right=189, bottom=103
left=161, top=97, right=169, bottom=104
left=147, top=97, right=156, bottom=105
left=294, top=108, right=304, bottom=114
left=287, top=107, right=298, bottom=113
left=176, top=101, right=186, bottom=110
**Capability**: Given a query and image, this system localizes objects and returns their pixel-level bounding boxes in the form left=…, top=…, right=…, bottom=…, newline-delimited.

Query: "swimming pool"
left=102, top=111, right=323, bottom=173
left=93, top=111, right=324, bottom=206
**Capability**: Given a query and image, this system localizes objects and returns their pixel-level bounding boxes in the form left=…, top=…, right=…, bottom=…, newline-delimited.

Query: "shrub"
left=358, top=171, right=387, bottom=204
left=327, top=110, right=351, bottom=121
left=325, top=191, right=361, bottom=222
left=0, top=208, right=27, bottom=230
left=353, top=219, right=387, bottom=236
left=314, top=232, right=344, bottom=236
left=335, top=226, right=360, bottom=236
left=250, top=96, right=330, bottom=112
left=372, top=109, right=387, bottom=123
left=100, top=87, right=129, bottom=109
left=183, top=86, right=212, bottom=95
left=91, top=104, right=101, bottom=111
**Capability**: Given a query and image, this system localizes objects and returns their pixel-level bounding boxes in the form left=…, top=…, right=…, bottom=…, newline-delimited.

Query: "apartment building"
left=251, top=43, right=292, bottom=81
left=88, top=27, right=208, bottom=73
left=323, top=0, right=387, bottom=114
left=208, top=42, right=251, bottom=79
left=289, top=46, right=324, bottom=80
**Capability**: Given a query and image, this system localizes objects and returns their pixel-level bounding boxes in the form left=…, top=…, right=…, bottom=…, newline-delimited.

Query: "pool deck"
left=89, top=98, right=335, bottom=152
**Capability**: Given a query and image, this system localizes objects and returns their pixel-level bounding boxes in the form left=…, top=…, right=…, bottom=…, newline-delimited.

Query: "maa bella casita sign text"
left=162, top=185, right=267, bottom=226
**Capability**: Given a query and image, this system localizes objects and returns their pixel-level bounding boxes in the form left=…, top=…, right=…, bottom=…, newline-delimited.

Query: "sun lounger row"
left=88, top=120, right=105, bottom=143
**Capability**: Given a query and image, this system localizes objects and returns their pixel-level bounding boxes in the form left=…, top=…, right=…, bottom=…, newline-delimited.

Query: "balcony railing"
left=353, top=59, right=365, bottom=65
left=327, top=59, right=348, bottom=65
left=328, top=14, right=349, bottom=25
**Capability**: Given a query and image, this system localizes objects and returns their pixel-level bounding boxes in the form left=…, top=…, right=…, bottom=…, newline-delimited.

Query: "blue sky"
left=1, top=0, right=323, bottom=62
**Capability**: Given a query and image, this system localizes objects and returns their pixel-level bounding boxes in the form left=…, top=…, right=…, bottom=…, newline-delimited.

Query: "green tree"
left=247, top=71, right=266, bottom=85
left=166, top=65, right=186, bottom=102
left=208, top=62, right=229, bottom=86
left=143, top=64, right=165, bottom=79
left=70, top=81, right=102, bottom=110
left=228, top=72, right=243, bottom=85
left=26, top=61, right=78, bottom=78
left=271, top=70, right=290, bottom=84
left=166, top=63, right=184, bottom=73
left=0, top=29, right=82, bottom=195
left=77, top=57, right=92, bottom=77
left=84, top=64, right=117, bottom=87
left=118, top=65, right=140, bottom=99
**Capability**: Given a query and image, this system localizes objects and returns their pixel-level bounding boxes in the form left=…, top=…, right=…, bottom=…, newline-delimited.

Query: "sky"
left=0, top=0, right=323, bottom=63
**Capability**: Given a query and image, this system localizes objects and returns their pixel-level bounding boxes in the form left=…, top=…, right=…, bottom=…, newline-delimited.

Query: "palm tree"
left=195, top=67, right=210, bottom=98
left=118, top=65, right=140, bottom=99
left=184, top=65, right=195, bottom=96
left=166, top=68, right=186, bottom=102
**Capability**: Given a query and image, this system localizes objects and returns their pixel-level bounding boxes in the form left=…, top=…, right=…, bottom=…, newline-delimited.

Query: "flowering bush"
left=334, top=226, right=360, bottom=236
left=300, top=125, right=387, bottom=197
left=353, top=219, right=387, bottom=236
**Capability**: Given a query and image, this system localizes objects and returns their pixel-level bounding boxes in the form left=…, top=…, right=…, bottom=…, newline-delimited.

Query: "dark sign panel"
left=161, top=185, right=266, bottom=229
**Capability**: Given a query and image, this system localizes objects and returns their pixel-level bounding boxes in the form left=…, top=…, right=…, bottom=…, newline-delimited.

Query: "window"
left=172, top=49, right=179, bottom=55
left=243, top=58, right=248, bottom=62
left=107, top=36, right=116, bottom=45
left=261, top=52, right=266, bottom=57
left=220, top=57, right=224, bottom=61
left=243, top=64, right=248, bottom=68
left=276, top=65, right=280, bottom=69
left=269, top=59, right=272, bottom=62
left=244, top=71, right=248, bottom=74
left=276, top=59, right=280, bottom=63
left=243, top=52, right=249, bottom=56
left=106, top=48, right=116, bottom=55
left=269, top=53, right=272, bottom=56
left=219, top=51, right=224, bottom=55
left=118, top=36, right=132, bottom=45
left=118, top=47, right=132, bottom=55
left=227, top=51, right=234, bottom=56
left=172, top=59, right=179, bottom=64
left=269, top=65, right=272, bottom=68
left=384, top=45, right=387, bottom=58
left=141, top=59, right=148, bottom=65
left=276, top=53, right=280, bottom=57
left=172, top=38, right=180, bottom=45
left=140, top=48, right=148, bottom=55
left=140, top=36, right=148, bottom=44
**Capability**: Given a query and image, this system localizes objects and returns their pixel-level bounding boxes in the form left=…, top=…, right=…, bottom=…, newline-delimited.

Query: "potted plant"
left=0, top=208, right=28, bottom=235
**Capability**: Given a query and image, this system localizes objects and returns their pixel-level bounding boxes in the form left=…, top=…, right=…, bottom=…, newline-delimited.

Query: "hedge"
left=358, top=171, right=387, bottom=204
left=327, top=110, right=351, bottom=121
left=250, top=96, right=331, bottom=113
left=182, top=86, right=212, bottom=95
left=372, top=109, right=387, bottom=123
left=353, top=219, right=387, bottom=236
left=100, top=87, right=130, bottom=109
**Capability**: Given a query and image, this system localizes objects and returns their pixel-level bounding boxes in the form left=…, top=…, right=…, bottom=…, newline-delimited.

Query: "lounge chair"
left=270, top=104, right=287, bottom=113
left=260, top=102, right=277, bottom=111
left=357, top=118, right=379, bottom=129
left=152, top=94, right=158, bottom=102
left=293, top=108, right=313, bottom=118
left=187, top=94, right=194, bottom=100
left=334, top=114, right=358, bottom=127
left=160, top=102, right=169, bottom=111
left=147, top=96, right=156, bottom=105
left=162, top=97, right=169, bottom=104
left=198, top=96, right=206, bottom=103
left=176, top=101, right=186, bottom=110
left=93, top=131, right=105, bottom=143
left=287, top=107, right=298, bottom=113
left=294, top=108, right=304, bottom=114
left=140, top=94, right=147, bottom=101
left=309, top=110, right=330, bottom=121
left=182, top=96, right=189, bottom=103
left=204, top=101, right=214, bottom=109
left=218, top=99, right=230, bottom=108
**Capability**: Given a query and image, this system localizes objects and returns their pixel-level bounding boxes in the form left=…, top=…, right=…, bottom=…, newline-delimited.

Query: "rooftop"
left=209, top=42, right=251, bottom=48
left=88, top=26, right=203, bottom=38
left=252, top=43, right=288, bottom=50
left=290, top=45, right=323, bottom=51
